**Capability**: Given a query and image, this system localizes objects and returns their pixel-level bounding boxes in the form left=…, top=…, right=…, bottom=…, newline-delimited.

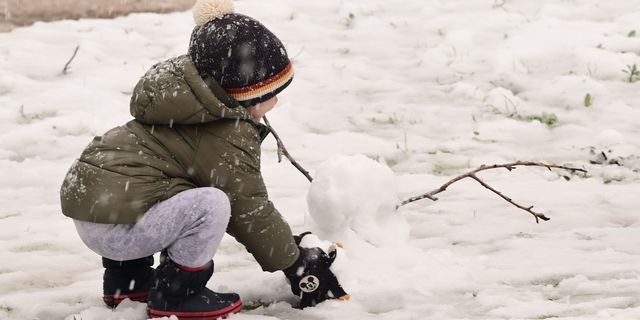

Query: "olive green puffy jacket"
left=60, top=55, right=298, bottom=272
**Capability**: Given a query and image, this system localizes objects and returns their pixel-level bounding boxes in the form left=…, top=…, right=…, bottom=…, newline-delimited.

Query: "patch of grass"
left=529, top=276, right=564, bottom=287
left=628, top=30, right=636, bottom=37
left=560, top=167, right=590, bottom=181
left=18, top=105, right=58, bottom=124
left=243, top=300, right=273, bottom=311
left=481, top=104, right=559, bottom=128
left=622, top=64, right=640, bottom=83
left=341, top=12, right=356, bottom=28
left=604, top=177, right=625, bottom=184
left=584, top=93, right=593, bottom=107
left=589, top=150, right=624, bottom=166
left=369, top=112, right=419, bottom=126
left=525, top=112, right=558, bottom=127
left=586, top=148, right=634, bottom=184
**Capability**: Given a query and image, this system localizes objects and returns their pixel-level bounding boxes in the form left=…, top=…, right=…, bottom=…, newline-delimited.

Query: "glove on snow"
left=283, top=232, right=349, bottom=308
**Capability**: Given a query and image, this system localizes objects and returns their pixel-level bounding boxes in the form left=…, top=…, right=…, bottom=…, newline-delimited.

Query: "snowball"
left=307, top=155, right=409, bottom=246
left=193, top=0, right=234, bottom=26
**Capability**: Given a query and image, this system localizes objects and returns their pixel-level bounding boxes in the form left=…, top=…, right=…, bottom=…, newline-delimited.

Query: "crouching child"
left=59, top=0, right=348, bottom=318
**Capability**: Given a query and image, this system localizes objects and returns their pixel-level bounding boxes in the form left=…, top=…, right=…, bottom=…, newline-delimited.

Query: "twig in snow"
left=397, top=161, right=587, bottom=223
left=262, top=115, right=314, bottom=182
left=62, top=45, right=80, bottom=75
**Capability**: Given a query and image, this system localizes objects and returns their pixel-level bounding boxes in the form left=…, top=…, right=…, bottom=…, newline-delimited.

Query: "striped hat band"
left=225, top=62, right=293, bottom=102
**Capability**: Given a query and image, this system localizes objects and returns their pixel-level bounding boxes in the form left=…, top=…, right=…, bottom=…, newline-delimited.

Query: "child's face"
left=248, top=96, right=278, bottom=120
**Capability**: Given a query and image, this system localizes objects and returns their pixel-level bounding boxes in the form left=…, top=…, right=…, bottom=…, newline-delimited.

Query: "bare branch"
left=62, top=45, right=80, bottom=75
left=256, top=123, right=583, bottom=224
left=397, top=161, right=587, bottom=223
left=263, top=116, right=314, bottom=182
left=262, top=116, right=284, bottom=162
left=467, top=173, right=549, bottom=223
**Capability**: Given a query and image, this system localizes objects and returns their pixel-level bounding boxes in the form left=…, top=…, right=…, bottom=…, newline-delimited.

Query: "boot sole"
left=148, top=300, right=243, bottom=319
left=103, top=291, right=149, bottom=307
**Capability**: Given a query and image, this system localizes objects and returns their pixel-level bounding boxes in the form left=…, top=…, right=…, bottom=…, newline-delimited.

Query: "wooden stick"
left=397, top=161, right=587, bottom=223
left=62, top=45, right=80, bottom=75
left=262, top=115, right=314, bottom=182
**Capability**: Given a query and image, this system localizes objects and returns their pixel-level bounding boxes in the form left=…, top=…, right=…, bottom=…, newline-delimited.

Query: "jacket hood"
left=130, top=55, right=252, bottom=125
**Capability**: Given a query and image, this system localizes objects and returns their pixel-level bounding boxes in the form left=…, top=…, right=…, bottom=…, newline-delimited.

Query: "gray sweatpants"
left=74, top=187, right=231, bottom=268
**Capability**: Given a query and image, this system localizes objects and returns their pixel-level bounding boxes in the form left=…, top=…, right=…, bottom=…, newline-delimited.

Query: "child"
left=59, top=0, right=347, bottom=318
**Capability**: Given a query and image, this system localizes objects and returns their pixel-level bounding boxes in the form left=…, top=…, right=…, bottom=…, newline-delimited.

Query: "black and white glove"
left=283, top=232, right=349, bottom=308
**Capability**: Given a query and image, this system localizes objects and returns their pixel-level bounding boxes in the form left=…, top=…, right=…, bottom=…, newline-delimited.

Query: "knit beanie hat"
left=188, top=0, right=293, bottom=107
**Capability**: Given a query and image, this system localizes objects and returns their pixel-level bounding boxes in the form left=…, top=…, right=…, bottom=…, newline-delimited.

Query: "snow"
left=1, top=0, right=640, bottom=319
left=307, top=154, right=409, bottom=246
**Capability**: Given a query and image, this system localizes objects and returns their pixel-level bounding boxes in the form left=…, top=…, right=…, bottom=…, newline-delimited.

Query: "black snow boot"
left=147, top=255, right=242, bottom=319
left=102, top=256, right=154, bottom=307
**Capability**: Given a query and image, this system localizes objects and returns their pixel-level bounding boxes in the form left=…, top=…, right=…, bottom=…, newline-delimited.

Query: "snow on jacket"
left=60, top=55, right=299, bottom=272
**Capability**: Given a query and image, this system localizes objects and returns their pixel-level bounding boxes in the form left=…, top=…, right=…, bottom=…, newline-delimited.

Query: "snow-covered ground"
left=1, top=0, right=640, bottom=319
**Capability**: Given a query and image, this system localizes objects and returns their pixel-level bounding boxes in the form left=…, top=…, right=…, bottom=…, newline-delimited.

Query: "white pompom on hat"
left=193, top=0, right=234, bottom=26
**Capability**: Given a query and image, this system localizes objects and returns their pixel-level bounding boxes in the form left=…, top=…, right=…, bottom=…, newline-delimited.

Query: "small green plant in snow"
left=341, top=12, right=356, bottom=28
left=481, top=104, right=559, bottom=127
left=622, top=64, right=640, bottom=83
left=243, top=300, right=273, bottom=310
left=584, top=93, right=593, bottom=107
left=526, top=112, right=558, bottom=127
